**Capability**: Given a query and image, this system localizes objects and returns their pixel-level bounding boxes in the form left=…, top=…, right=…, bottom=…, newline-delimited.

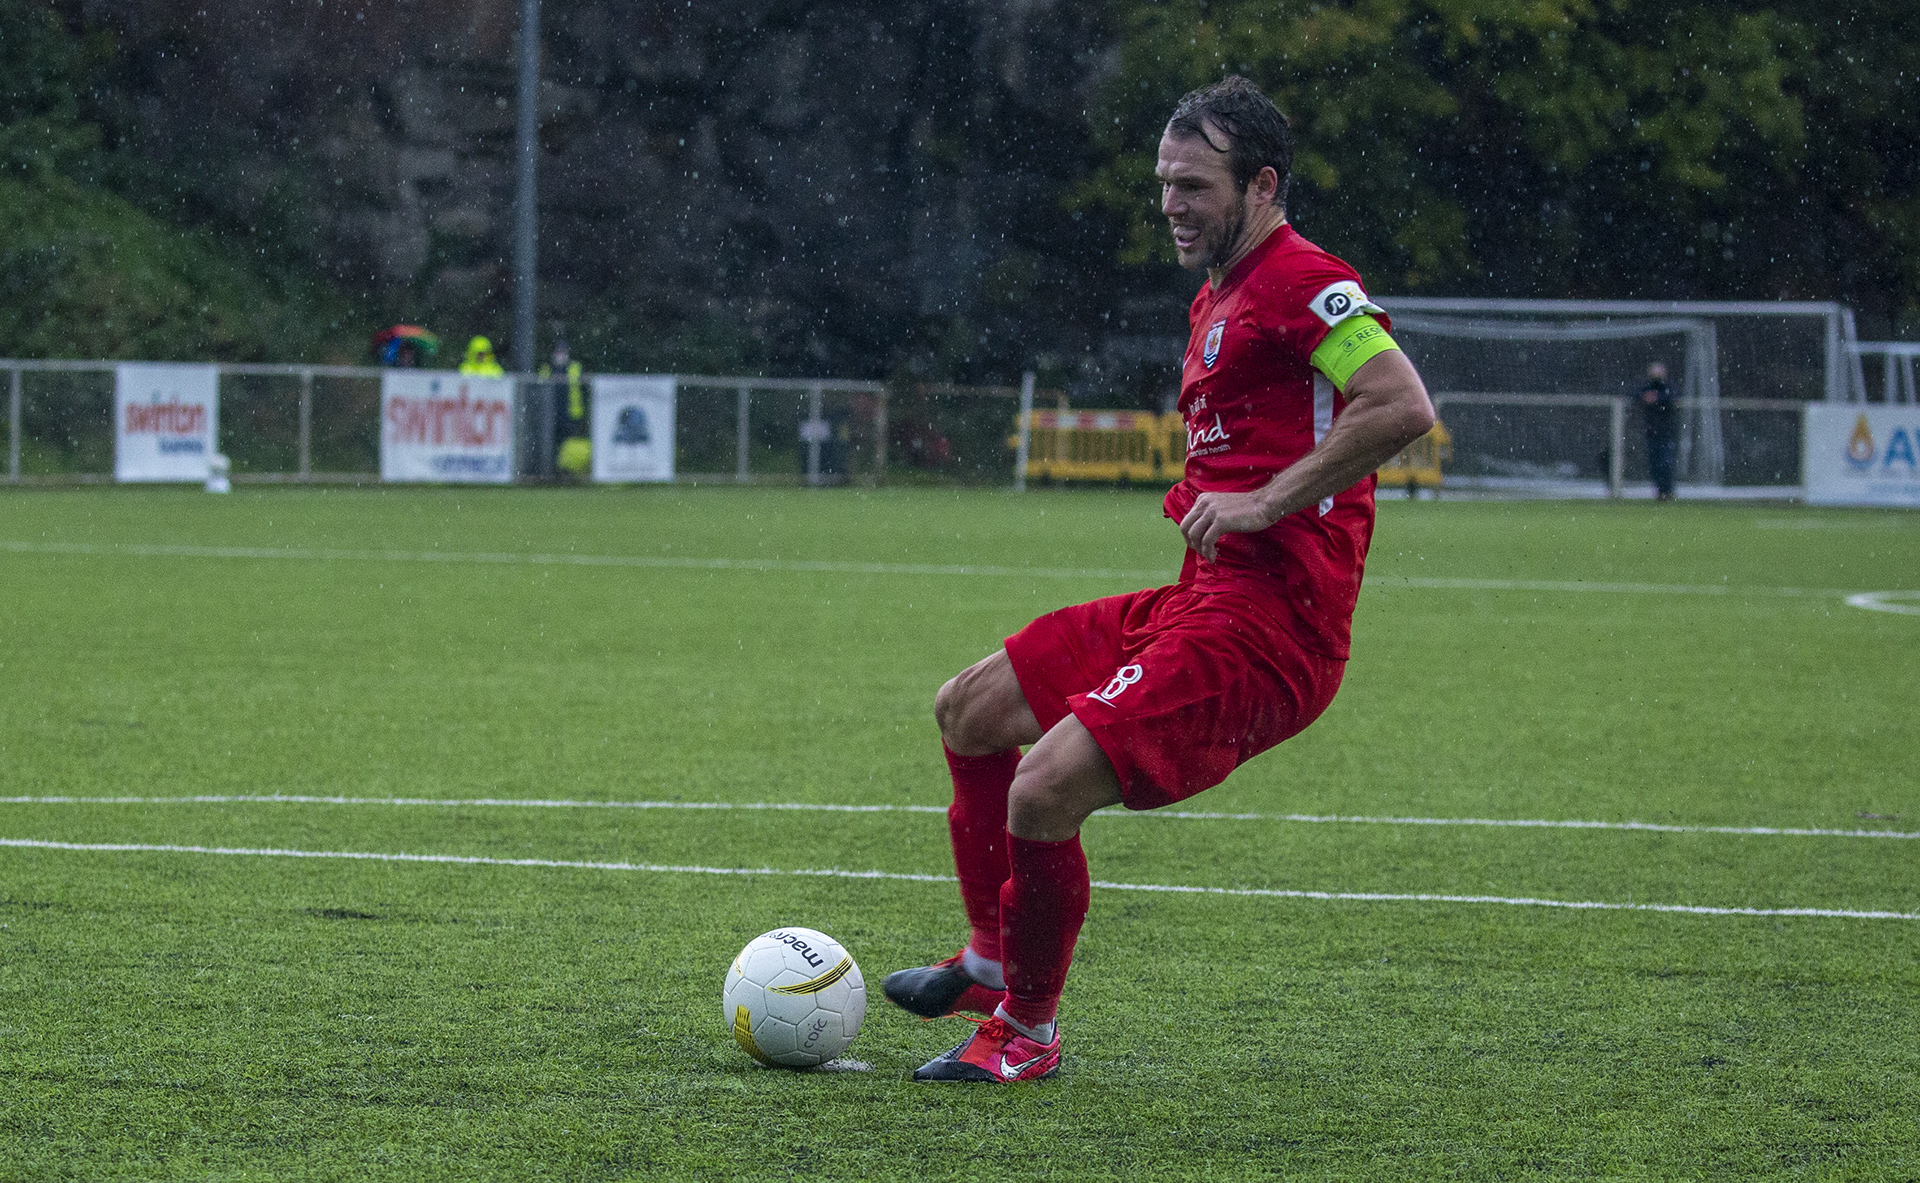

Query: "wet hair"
left=1166, top=76, right=1292, bottom=206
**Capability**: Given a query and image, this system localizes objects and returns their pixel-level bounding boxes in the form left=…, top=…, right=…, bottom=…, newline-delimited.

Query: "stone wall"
left=85, top=0, right=1136, bottom=380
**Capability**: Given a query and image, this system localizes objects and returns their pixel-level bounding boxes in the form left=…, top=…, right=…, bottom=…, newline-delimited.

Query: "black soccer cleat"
left=882, top=953, right=1006, bottom=1020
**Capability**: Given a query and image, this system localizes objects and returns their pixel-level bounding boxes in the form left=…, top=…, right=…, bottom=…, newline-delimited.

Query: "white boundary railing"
left=0, top=355, right=1866, bottom=495
left=0, top=361, right=900, bottom=485
left=1430, top=392, right=1808, bottom=497
left=2, top=359, right=388, bottom=483
left=1847, top=342, right=1920, bottom=405
left=669, top=375, right=887, bottom=485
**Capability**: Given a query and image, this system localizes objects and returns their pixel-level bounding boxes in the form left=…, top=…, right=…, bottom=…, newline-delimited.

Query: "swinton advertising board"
left=590, top=375, right=676, bottom=483
left=1804, top=404, right=1920, bottom=507
left=115, top=363, right=218, bottom=482
left=380, top=371, right=516, bottom=483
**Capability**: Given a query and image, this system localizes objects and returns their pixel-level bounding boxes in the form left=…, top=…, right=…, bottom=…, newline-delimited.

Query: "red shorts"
left=1004, top=578, right=1345, bottom=811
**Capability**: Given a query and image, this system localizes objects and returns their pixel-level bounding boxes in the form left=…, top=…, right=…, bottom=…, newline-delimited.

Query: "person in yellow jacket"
left=459, top=336, right=505, bottom=377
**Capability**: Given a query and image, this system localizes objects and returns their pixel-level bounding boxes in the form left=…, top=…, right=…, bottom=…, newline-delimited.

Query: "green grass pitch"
left=1, top=485, right=1916, bottom=1180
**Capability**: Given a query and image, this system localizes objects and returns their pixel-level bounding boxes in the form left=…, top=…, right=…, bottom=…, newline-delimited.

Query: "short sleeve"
left=1255, top=258, right=1389, bottom=368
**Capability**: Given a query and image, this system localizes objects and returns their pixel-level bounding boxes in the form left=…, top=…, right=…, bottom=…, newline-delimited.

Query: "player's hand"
left=1179, top=490, right=1280, bottom=561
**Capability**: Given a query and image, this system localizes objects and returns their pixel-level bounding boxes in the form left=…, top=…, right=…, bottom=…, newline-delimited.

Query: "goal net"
left=1383, top=299, right=1859, bottom=492
left=1391, top=314, right=1720, bottom=486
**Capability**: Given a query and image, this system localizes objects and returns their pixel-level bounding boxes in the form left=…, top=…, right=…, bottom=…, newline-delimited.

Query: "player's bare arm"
left=1179, top=350, right=1434, bottom=560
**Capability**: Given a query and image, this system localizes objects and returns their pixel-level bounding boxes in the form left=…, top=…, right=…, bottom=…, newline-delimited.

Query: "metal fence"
left=1849, top=342, right=1920, bottom=404
left=1432, top=392, right=1808, bottom=495
left=0, top=357, right=1838, bottom=496
left=0, top=360, right=1048, bottom=487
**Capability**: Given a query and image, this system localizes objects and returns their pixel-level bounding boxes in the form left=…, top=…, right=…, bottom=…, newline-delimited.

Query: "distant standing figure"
left=553, top=341, right=591, bottom=476
left=460, top=336, right=506, bottom=377
left=1640, top=362, right=1678, bottom=500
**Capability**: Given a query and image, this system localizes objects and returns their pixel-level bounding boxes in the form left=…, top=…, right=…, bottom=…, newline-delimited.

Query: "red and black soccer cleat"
left=881, top=953, right=1006, bottom=1020
left=912, top=1015, right=1061, bottom=1082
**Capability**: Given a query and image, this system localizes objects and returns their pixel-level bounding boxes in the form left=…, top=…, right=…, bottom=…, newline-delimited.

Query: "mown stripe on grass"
left=0, top=539, right=1886, bottom=601
left=4, top=836, right=1915, bottom=922
left=5, top=795, right=1915, bottom=841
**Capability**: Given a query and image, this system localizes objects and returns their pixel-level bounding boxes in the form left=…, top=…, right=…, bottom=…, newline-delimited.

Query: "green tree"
left=0, top=0, right=352, bottom=361
left=1077, top=0, right=1920, bottom=326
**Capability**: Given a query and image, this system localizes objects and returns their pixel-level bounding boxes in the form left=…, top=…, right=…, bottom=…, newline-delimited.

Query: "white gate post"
left=735, top=385, right=751, bottom=482
left=1014, top=371, right=1035, bottom=492
left=7, top=367, right=20, bottom=482
left=1608, top=396, right=1625, bottom=498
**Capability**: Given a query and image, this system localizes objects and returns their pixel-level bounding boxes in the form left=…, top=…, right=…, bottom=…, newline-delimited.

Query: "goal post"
left=1380, top=298, right=1863, bottom=494
left=1392, top=313, right=1723, bottom=487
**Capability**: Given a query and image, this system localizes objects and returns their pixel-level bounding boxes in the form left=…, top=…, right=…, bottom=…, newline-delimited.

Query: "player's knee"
left=933, top=674, right=967, bottom=741
left=1005, top=735, right=1119, bottom=841
left=935, top=666, right=991, bottom=752
left=936, top=651, right=1040, bottom=756
left=1006, top=768, right=1082, bottom=841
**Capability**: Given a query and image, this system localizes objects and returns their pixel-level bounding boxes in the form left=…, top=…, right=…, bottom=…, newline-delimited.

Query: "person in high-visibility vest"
left=459, top=336, right=505, bottom=377
left=557, top=344, right=590, bottom=475
left=541, top=341, right=591, bottom=476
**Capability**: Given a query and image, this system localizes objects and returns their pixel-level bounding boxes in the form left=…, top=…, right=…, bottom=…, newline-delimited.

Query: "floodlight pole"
left=511, top=0, right=541, bottom=376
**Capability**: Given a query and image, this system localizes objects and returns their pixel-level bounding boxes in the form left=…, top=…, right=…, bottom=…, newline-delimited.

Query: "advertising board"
left=1804, top=404, right=1920, bottom=507
left=380, top=371, right=516, bottom=483
left=590, top=376, right=676, bottom=483
left=115, top=363, right=218, bottom=482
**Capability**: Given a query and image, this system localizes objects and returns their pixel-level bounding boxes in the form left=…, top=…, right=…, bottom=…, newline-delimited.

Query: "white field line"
left=1846, top=590, right=1920, bottom=616
left=0, top=539, right=1897, bottom=602
left=3, top=836, right=1913, bottom=922
left=1754, top=517, right=1916, bottom=531
left=3, top=794, right=1914, bottom=841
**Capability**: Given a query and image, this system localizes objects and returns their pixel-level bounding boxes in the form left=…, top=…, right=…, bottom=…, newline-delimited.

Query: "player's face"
left=1157, top=127, right=1248, bottom=271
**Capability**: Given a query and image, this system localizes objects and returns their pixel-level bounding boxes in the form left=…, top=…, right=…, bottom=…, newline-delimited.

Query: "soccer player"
left=884, top=76, right=1436, bottom=1082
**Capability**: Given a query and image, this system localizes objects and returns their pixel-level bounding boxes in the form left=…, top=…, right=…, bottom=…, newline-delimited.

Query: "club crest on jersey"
left=1202, top=320, right=1226, bottom=368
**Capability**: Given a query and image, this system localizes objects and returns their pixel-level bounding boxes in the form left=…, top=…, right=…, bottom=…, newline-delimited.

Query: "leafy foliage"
left=3, top=0, right=1919, bottom=368
left=1077, top=0, right=1920, bottom=324
left=0, top=0, right=354, bottom=361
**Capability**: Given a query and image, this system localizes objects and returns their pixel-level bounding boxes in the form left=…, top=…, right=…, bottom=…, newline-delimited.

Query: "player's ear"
left=1249, top=165, right=1281, bottom=207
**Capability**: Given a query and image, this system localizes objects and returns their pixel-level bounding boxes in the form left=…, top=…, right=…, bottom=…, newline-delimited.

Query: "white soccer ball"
left=722, top=926, right=866, bottom=1068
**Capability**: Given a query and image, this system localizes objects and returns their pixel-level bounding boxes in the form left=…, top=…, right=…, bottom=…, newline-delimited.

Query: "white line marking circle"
left=1845, top=590, right=1920, bottom=616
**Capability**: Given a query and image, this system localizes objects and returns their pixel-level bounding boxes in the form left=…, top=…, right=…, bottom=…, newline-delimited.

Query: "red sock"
left=998, top=832, right=1089, bottom=1031
left=944, top=744, right=1019, bottom=963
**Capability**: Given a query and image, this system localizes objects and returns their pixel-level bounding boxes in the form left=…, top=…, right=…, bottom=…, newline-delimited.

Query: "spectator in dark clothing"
left=1640, top=362, right=1679, bottom=500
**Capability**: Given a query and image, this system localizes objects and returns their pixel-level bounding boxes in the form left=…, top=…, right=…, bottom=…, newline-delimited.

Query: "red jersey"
left=1161, top=223, right=1387, bottom=660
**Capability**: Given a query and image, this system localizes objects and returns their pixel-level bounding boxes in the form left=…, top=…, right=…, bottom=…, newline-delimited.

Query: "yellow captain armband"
left=1310, top=314, right=1401, bottom=391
